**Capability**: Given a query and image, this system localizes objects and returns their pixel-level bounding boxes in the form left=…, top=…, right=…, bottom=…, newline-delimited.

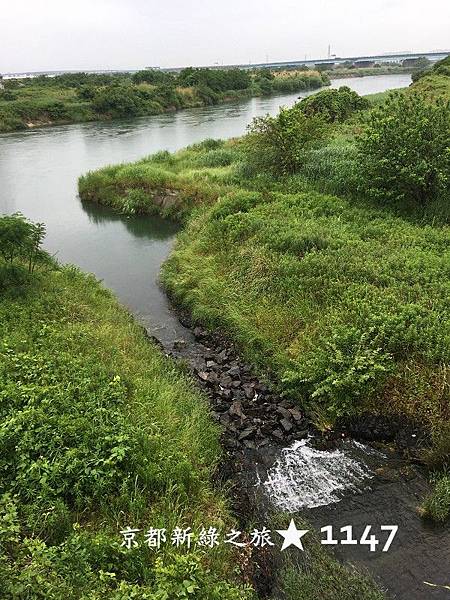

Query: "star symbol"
left=276, top=519, right=309, bottom=551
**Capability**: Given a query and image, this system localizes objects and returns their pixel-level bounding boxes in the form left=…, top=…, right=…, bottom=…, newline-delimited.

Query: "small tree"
left=357, top=93, right=450, bottom=206
left=242, top=105, right=328, bottom=175
left=298, top=86, right=369, bottom=123
left=0, top=213, right=46, bottom=274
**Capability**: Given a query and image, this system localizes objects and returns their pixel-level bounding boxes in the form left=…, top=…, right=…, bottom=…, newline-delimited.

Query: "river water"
left=4, top=73, right=448, bottom=599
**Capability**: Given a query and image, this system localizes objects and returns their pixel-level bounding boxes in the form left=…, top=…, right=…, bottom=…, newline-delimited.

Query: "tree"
left=298, top=86, right=369, bottom=123
left=357, top=92, right=450, bottom=206
left=242, top=105, right=328, bottom=175
left=0, top=213, right=46, bottom=275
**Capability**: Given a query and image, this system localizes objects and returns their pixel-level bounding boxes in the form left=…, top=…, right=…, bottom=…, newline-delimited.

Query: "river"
left=4, top=73, right=447, bottom=599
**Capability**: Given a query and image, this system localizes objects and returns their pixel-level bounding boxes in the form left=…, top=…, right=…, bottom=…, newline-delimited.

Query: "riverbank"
left=79, top=63, right=450, bottom=496
left=0, top=257, right=255, bottom=597
left=1, top=70, right=446, bottom=599
left=0, top=68, right=328, bottom=133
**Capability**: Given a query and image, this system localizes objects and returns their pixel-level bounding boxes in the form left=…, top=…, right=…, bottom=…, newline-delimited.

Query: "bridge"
left=211, top=50, right=449, bottom=72
left=2, top=50, right=449, bottom=79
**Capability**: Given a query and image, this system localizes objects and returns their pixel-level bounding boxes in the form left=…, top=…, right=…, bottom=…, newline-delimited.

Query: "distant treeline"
left=0, top=68, right=329, bottom=132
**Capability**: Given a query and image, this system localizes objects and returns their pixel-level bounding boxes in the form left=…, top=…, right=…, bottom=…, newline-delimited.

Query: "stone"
left=229, top=400, right=246, bottom=420
left=277, top=406, right=292, bottom=420
left=280, top=418, right=293, bottom=433
left=219, top=388, right=232, bottom=400
left=220, top=375, right=233, bottom=388
left=228, top=366, right=240, bottom=377
left=288, top=407, right=303, bottom=422
left=239, top=427, right=255, bottom=441
left=242, top=384, right=255, bottom=400
left=206, top=371, right=219, bottom=385
left=220, top=413, right=231, bottom=427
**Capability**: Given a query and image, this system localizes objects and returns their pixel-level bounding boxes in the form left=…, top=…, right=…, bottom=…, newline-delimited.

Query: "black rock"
left=277, top=406, right=292, bottom=420
left=239, top=427, right=255, bottom=441
left=280, top=418, right=294, bottom=433
left=229, top=400, right=246, bottom=420
left=228, top=366, right=240, bottom=378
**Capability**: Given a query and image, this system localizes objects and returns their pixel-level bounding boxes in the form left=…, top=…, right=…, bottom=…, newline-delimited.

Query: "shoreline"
left=0, top=69, right=414, bottom=135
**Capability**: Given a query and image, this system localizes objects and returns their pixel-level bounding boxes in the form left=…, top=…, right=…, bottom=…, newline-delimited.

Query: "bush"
left=0, top=213, right=47, bottom=289
left=298, top=86, right=369, bottom=122
left=92, top=86, right=146, bottom=117
left=242, top=105, right=328, bottom=175
left=132, top=69, right=174, bottom=85
left=357, top=92, right=450, bottom=206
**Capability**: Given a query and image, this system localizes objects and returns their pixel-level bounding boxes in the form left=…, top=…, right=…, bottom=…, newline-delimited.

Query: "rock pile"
left=169, top=326, right=310, bottom=452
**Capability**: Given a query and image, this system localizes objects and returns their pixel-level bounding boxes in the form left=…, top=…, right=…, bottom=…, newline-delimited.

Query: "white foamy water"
left=261, top=439, right=372, bottom=511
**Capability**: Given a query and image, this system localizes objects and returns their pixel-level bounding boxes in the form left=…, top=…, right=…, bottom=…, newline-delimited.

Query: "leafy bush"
left=298, top=86, right=369, bottom=122
left=92, top=85, right=148, bottom=117
left=0, top=213, right=47, bottom=289
left=242, top=105, right=328, bottom=175
left=283, top=326, right=393, bottom=418
left=357, top=92, right=450, bottom=206
left=178, top=68, right=251, bottom=92
left=132, top=69, right=175, bottom=85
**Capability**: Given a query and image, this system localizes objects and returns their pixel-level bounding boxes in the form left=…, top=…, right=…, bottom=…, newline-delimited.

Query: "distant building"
left=0, top=75, right=4, bottom=89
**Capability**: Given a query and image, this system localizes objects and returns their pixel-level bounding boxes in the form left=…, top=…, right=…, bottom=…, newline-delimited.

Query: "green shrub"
left=92, top=86, right=146, bottom=117
left=298, top=86, right=370, bottom=122
left=0, top=213, right=47, bottom=290
left=242, top=106, right=329, bottom=175
left=0, top=264, right=250, bottom=598
left=357, top=92, right=450, bottom=206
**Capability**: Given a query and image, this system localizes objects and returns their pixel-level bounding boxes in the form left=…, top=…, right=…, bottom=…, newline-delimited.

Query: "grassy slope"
left=78, top=74, right=450, bottom=452
left=75, top=72, right=449, bottom=593
left=0, top=264, right=251, bottom=598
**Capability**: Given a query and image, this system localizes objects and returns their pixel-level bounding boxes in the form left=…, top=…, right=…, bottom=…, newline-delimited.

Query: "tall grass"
left=0, top=262, right=251, bottom=598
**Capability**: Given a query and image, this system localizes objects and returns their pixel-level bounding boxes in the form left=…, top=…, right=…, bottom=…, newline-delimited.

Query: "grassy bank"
left=78, top=67, right=450, bottom=460
left=0, top=68, right=328, bottom=133
left=0, top=251, right=253, bottom=598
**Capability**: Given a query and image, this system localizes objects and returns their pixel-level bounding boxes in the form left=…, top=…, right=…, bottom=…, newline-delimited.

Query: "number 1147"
left=321, top=525, right=398, bottom=552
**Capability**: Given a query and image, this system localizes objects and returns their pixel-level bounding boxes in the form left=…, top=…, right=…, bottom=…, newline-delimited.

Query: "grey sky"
left=1, top=0, right=449, bottom=72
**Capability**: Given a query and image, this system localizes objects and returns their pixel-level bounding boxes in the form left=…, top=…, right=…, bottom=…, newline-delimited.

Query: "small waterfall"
left=261, top=438, right=372, bottom=511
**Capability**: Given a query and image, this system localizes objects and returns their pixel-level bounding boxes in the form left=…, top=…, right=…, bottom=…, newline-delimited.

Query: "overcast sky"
left=1, top=0, right=449, bottom=72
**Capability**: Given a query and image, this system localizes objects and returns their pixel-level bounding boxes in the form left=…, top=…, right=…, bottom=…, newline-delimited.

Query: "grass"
left=421, top=475, right=450, bottom=523
left=78, top=76, right=450, bottom=508
left=0, top=262, right=252, bottom=598
left=78, top=93, right=450, bottom=450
